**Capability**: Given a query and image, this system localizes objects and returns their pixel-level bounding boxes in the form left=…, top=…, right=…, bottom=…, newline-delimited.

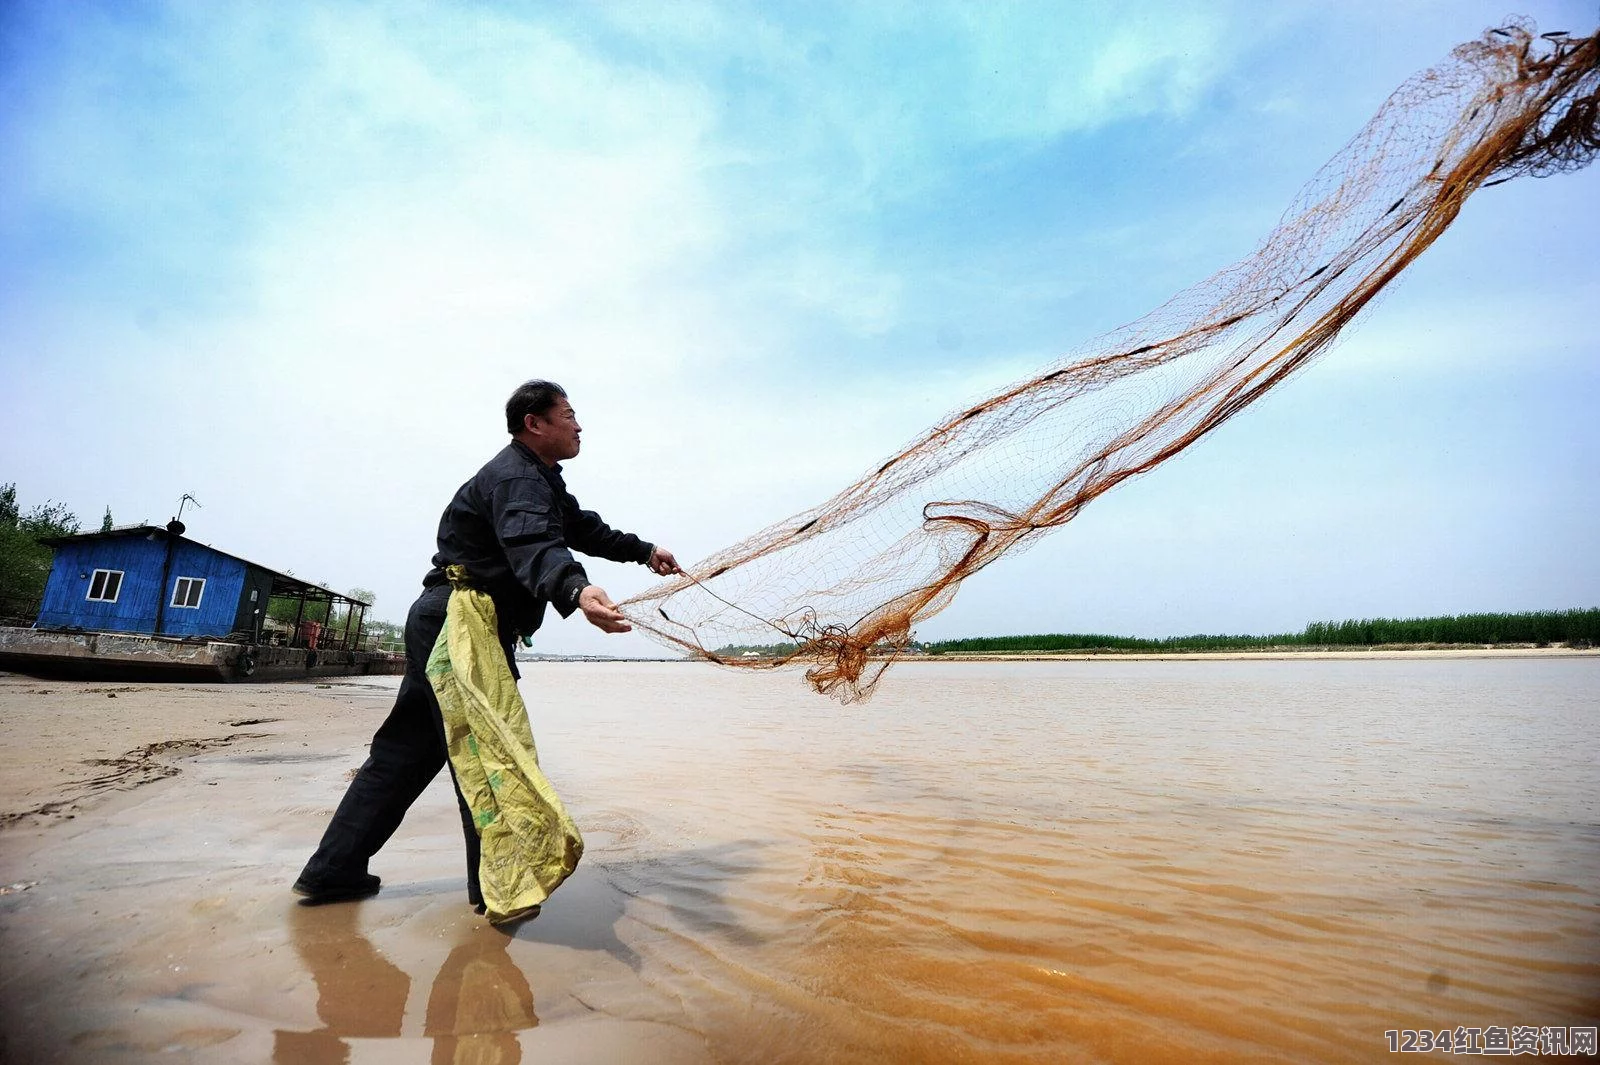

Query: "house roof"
left=40, top=525, right=372, bottom=606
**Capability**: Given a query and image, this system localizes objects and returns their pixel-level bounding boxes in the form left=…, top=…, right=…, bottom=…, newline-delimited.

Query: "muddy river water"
left=0, top=657, right=1594, bottom=1063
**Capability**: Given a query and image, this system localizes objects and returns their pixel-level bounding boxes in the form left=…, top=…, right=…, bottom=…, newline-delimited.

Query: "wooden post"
left=153, top=533, right=176, bottom=635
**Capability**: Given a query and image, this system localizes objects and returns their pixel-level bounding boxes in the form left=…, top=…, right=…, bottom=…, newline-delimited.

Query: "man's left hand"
left=648, top=546, right=682, bottom=576
left=577, top=585, right=632, bottom=633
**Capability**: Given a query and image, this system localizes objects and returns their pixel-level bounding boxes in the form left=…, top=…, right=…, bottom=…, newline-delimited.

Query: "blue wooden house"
left=35, top=524, right=369, bottom=645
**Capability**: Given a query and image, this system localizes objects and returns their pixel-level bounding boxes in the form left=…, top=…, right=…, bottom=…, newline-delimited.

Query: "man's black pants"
left=297, top=583, right=484, bottom=905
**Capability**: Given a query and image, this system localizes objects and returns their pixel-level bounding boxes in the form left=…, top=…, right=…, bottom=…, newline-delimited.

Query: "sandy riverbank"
left=0, top=672, right=706, bottom=1065
left=0, top=677, right=358, bottom=830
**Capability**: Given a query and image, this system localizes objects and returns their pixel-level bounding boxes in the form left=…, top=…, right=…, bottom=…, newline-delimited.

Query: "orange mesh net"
left=622, top=22, right=1599, bottom=701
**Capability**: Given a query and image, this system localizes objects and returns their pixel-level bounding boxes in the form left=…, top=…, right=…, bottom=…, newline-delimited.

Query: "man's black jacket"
left=423, top=440, right=652, bottom=638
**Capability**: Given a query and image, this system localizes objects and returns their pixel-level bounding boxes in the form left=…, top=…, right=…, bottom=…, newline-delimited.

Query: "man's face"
left=531, top=397, right=582, bottom=461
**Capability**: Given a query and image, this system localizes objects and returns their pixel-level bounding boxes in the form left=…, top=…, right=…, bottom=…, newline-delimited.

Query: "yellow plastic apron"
left=425, top=573, right=583, bottom=923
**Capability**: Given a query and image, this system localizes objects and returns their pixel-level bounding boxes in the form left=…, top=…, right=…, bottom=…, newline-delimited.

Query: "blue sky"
left=2, top=1, right=1595, bottom=655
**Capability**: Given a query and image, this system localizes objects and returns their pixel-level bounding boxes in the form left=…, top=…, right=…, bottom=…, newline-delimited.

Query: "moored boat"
left=0, top=521, right=404, bottom=682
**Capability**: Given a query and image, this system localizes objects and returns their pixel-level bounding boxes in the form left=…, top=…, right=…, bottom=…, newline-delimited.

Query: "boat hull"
left=0, top=626, right=405, bottom=682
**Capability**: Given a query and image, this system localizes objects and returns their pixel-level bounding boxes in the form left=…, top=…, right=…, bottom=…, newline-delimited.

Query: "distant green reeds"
left=916, top=608, right=1599, bottom=655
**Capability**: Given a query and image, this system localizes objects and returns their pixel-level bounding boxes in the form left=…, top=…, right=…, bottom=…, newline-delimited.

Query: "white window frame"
left=171, top=576, right=206, bottom=609
left=87, top=569, right=123, bottom=603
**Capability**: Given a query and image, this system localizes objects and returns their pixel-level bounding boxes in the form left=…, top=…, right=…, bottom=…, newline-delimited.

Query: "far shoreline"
left=506, top=645, right=1600, bottom=666
left=895, top=645, right=1600, bottom=663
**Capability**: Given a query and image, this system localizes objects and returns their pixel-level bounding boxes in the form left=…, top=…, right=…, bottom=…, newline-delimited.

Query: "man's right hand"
left=577, top=585, right=632, bottom=633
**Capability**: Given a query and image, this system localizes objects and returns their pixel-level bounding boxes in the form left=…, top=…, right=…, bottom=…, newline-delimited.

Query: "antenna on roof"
left=168, top=493, right=202, bottom=536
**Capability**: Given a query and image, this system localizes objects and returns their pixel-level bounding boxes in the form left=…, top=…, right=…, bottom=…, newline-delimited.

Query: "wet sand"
left=0, top=658, right=1596, bottom=1063
left=0, top=675, right=707, bottom=1064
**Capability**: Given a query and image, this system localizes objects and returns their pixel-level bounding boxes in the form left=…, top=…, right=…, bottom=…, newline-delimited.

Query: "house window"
left=171, top=577, right=206, bottom=609
left=87, top=569, right=123, bottom=602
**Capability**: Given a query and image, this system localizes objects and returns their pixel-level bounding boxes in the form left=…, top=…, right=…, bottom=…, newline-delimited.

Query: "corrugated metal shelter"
left=35, top=525, right=369, bottom=648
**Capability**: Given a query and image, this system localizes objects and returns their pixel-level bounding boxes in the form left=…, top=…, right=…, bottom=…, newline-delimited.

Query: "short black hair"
left=505, top=379, right=568, bottom=434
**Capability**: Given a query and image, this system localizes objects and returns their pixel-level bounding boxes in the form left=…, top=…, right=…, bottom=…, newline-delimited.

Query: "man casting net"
left=622, top=22, right=1599, bottom=701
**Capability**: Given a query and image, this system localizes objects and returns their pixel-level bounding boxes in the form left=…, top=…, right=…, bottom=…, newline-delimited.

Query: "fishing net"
left=621, top=22, right=1600, bottom=701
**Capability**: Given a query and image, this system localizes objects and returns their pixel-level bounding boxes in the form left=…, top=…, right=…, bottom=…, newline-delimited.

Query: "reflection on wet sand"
left=276, top=904, right=536, bottom=1065
left=425, top=924, right=536, bottom=1065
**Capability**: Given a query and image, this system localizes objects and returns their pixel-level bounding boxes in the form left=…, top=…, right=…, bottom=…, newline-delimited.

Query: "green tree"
left=365, top=618, right=404, bottom=652
left=335, top=590, right=405, bottom=651
left=267, top=586, right=385, bottom=646
left=267, top=595, right=330, bottom=626
left=0, top=483, right=82, bottom=608
left=327, top=587, right=375, bottom=641
left=100, top=506, right=113, bottom=533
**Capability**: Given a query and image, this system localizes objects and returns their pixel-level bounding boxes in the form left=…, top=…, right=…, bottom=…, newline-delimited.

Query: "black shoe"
left=292, top=872, right=381, bottom=905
